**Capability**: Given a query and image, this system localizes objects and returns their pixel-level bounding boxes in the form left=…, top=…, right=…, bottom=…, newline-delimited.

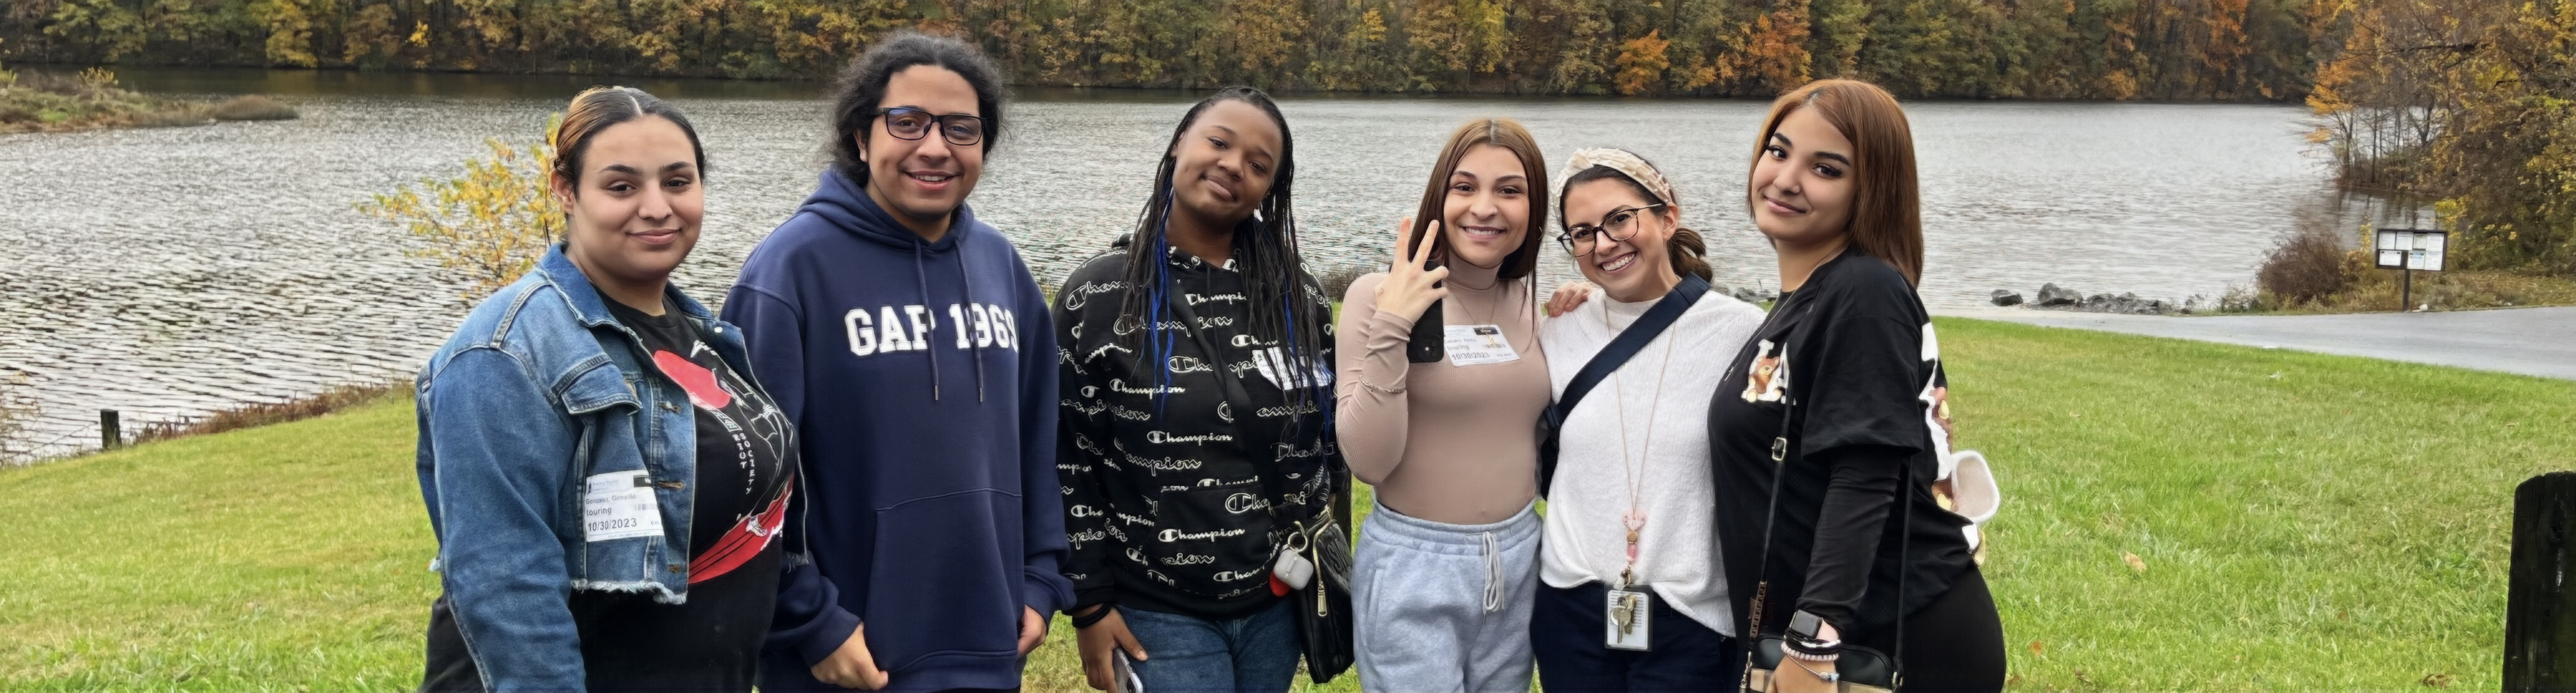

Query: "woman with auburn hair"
left=1710, top=79, right=2006, bottom=692
left=1334, top=118, right=1551, bottom=692
left=415, top=86, right=797, bottom=692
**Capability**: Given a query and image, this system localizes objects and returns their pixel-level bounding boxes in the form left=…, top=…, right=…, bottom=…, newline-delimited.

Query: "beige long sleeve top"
left=1333, top=263, right=1550, bottom=525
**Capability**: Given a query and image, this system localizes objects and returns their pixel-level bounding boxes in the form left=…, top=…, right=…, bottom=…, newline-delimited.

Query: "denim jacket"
left=414, top=246, right=769, bottom=692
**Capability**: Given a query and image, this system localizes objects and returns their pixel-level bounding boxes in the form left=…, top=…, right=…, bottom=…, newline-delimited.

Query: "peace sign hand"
left=1372, top=217, right=1450, bottom=322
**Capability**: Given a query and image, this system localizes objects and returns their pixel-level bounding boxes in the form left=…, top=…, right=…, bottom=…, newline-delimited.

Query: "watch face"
left=1788, top=611, right=1823, bottom=638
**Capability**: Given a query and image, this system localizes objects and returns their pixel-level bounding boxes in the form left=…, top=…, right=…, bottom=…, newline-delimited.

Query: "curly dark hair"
left=827, top=32, right=1008, bottom=187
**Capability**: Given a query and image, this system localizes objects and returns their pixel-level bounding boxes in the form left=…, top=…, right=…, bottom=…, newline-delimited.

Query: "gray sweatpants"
left=1354, top=500, right=1542, bottom=693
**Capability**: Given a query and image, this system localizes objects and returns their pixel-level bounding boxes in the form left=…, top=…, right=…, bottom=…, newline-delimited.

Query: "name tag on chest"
left=583, top=470, right=665, bottom=542
left=1444, top=324, right=1521, bottom=366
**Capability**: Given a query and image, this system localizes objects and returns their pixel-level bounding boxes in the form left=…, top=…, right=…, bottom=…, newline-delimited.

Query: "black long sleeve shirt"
left=1708, top=250, right=1974, bottom=641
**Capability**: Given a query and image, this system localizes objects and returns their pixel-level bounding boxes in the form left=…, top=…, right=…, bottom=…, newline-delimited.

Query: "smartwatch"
left=1786, top=610, right=1842, bottom=652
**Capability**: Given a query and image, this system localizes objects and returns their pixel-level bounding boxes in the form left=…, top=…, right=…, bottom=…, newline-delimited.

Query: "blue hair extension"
left=1149, top=192, right=1178, bottom=420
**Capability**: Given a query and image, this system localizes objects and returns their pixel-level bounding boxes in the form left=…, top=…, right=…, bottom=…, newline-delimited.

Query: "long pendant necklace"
left=1606, top=300, right=1678, bottom=588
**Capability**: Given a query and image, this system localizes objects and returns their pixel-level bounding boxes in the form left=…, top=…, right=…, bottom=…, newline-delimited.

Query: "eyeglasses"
left=875, top=107, right=985, bottom=146
left=1557, top=202, right=1667, bottom=256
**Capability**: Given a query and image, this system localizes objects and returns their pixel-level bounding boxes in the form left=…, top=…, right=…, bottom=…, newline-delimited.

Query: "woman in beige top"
left=1335, top=118, right=1551, bottom=693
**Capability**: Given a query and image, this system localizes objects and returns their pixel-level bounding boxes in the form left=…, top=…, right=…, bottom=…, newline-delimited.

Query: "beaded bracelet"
left=1784, top=647, right=1841, bottom=662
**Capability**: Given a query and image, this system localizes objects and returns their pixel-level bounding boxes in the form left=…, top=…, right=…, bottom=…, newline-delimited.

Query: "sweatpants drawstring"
left=1482, top=530, right=1503, bottom=613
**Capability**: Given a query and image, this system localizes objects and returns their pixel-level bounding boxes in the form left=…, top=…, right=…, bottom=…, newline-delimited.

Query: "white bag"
left=1936, top=450, right=2002, bottom=554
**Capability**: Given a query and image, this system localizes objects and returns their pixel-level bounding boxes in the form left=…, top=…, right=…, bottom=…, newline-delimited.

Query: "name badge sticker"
left=1444, top=324, right=1521, bottom=366
left=583, top=470, right=665, bottom=542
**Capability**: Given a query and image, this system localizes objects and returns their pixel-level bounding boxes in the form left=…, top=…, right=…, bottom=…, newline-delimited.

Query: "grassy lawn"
left=3, top=317, right=2569, bottom=690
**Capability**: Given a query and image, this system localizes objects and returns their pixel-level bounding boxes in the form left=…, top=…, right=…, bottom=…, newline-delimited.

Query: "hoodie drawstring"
left=912, top=240, right=941, bottom=401
left=956, top=250, right=986, bottom=402
left=911, top=234, right=991, bottom=404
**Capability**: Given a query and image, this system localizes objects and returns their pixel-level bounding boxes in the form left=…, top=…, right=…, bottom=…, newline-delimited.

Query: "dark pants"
left=1532, top=583, right=1742, bottom=693
left=1846, top=567, right=2007, bottom=693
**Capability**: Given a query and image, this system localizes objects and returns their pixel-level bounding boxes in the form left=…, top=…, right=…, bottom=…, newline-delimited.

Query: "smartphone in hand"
left=1406, top=259, right=1445, bottom=363
left=1113, top=650, right=1145, bottom=693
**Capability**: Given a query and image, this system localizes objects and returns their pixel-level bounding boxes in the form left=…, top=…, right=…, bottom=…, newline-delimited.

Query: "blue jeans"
left=1118, top=599, right=1300, bottom=693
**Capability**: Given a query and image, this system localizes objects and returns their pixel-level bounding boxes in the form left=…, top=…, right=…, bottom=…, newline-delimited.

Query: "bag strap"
left=1894, top=455, right=1914, bottom=682
left=1535, top=273, right=1710, bottom=497
left=1742, top=376, right=1800, bottom=642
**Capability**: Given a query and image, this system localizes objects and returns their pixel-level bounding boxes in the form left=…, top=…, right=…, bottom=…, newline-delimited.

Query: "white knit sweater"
left=1538, top=289, right=1765, bottom=636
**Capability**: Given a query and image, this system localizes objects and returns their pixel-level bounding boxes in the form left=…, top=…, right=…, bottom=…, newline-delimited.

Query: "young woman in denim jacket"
left=413, top=86, right=800, bottom=693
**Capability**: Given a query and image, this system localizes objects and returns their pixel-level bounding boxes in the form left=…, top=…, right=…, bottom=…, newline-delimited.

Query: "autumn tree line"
left=3, top=0, right=2568, bottom=274
left=2306, top=0, right=2576, bottom=276
left=4, top=0, right=2336, bottom=100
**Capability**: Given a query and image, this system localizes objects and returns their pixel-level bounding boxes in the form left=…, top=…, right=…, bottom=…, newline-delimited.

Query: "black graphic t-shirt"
left=606, top=297, right=795, bottom=565
left=421, top=297, right=798, bottom=693
left=1054, top=248, right=1342, bottom=620
left=1706, top=250, right=1974, bottom=643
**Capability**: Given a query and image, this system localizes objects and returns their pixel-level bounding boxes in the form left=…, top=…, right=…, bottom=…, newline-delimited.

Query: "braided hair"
left=1114, top=86, right=1331, bottom=441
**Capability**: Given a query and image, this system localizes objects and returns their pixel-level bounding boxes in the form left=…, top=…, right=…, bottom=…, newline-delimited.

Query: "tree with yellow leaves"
left=358, top=114, right=566, bottom=303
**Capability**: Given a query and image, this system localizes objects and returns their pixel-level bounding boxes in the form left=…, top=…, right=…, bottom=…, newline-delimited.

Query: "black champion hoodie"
left=1054, top=243, right=1342, bottom=619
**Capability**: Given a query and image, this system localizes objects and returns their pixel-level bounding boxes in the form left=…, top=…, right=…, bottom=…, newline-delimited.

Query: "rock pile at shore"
left=1990, top=283, right=2186, bottom=315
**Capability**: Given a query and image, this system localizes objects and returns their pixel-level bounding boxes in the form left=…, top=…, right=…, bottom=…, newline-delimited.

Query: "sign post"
left=2373, top=229, right=2448, bottom=311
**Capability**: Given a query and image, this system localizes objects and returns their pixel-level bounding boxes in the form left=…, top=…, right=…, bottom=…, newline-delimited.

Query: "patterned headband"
left=1553, top=148, right=1678, bottom=223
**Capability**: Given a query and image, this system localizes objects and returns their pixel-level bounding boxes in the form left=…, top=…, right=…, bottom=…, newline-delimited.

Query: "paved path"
left=1939, top=305, right=2576, bottom=381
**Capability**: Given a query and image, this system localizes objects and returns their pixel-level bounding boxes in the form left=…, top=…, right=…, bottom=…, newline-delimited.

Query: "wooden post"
left=2506, top=471, right=2576, bottom=690
left=98, top=409, right=119, bottom=450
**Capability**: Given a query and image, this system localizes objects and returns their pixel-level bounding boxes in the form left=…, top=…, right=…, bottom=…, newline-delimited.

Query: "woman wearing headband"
left=1710, top=79, right=2005, bottom=693
left=1531, top=148, right=1764, bottom=690
left=1333, top=118, right=1551, bottom=692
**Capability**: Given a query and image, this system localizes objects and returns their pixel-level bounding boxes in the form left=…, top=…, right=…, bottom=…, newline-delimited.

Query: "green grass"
left=1949, top=319, right=2572, bottom=690
left=0, top=391, right=432, bottom=691
left=4, top=317, right=2571, bottom=690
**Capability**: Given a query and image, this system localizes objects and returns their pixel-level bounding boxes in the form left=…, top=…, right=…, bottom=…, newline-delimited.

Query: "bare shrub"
left=0, top=372, right=40, bottom=463
left=2257, top=226, right=2356, bottom=306
left=1316, top=263, right=1379, bottom=303
left=211, top=95, right=298, bottom=121
left=131, top=381, right=403, bottom=444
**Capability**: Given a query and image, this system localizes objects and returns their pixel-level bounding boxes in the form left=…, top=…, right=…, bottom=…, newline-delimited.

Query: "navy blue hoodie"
left=724, top=169, right=1072, bottom=692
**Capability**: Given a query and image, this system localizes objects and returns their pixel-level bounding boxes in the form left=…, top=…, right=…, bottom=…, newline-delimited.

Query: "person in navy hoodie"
left=723, top=33, right=1071, bottom=692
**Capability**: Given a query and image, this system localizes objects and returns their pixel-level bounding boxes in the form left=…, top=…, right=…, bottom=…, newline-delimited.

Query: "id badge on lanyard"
left=1605, top=584, right=1652, bottom=650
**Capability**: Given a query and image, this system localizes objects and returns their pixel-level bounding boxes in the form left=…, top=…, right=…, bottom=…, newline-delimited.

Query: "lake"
left=0, top=68, right=2365, bottom=460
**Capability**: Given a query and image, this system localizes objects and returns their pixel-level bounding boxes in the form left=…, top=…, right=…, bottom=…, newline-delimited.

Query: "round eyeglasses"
left=1557, top=202, right=1667, bottom=255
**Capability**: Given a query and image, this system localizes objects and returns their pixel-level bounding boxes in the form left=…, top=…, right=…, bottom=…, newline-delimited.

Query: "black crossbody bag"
left=1163, top=289, right=1355, bottom=683
left=1535, top=273, right=1710, bottom=498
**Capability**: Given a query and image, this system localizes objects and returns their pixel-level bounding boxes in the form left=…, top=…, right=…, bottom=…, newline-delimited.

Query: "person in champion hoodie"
left=1057, top=86, right=1348, bottom=693
left=722, top=33, right=1072, bottom=693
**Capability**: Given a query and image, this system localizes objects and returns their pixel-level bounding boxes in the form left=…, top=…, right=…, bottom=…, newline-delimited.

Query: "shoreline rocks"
left=1994, top=282, right=2192, bottom=315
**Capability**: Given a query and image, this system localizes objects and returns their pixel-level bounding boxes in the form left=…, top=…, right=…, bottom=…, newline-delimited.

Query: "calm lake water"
left=0, top=68, right=2359, bottom=460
